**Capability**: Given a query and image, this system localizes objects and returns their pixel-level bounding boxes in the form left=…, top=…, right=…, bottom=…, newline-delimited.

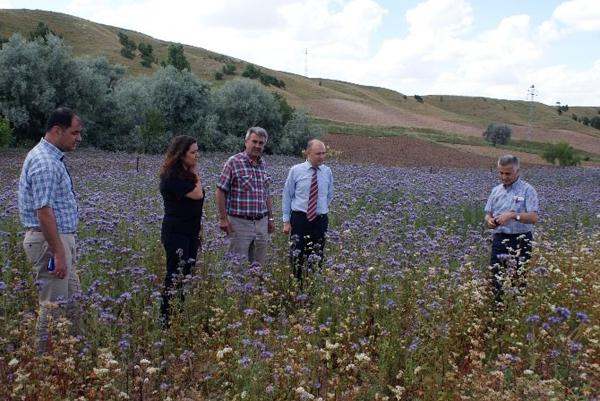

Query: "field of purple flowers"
left=1, top=149, right=599, bottom=401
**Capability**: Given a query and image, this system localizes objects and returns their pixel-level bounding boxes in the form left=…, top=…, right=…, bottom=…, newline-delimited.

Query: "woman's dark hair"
left=160, top=135, right=198, bottom=182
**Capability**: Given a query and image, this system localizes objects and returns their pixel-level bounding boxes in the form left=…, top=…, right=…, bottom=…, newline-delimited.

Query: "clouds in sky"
left=12, top=0, right=600, bottom=105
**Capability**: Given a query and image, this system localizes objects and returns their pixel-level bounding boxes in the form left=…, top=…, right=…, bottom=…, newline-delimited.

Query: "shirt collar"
left=304, top=160, right=320, bottom=170
left=503, top=177, right=520, bottom=190
left=40, top=138, right=65, bottom=161
left=243, top=151, right=262, bottom=166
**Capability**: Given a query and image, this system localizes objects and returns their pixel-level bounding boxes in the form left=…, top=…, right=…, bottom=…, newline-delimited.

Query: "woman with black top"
left=159, top=135, right=204, bottom=327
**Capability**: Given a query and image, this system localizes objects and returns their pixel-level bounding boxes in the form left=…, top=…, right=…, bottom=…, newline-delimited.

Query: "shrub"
left=0, top=34, right=123, bottom=144
left=214, top=71, right=223, bottom=80
left=0, top=116, right=14, bottom=147
left=210, top=79, right=282, bottom=148
left=222, top=63, right=236, bottom=75
left=483, top=123, right=511, bottom=146
left=590, top=116, right=600, bottom=130
left=162, top=44, right=190, bottom=71
left=118, top=32, right=136, bottom=59
left=277, top=110, right=322, bottom=155
left=542, top=142, right=581, bottom=166
left=414, top=95, right=424, bottom=103
left=138, top=42, right=156, bottom=68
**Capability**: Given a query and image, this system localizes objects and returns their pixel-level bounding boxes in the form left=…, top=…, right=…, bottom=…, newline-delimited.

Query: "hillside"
left=2, top=9, right=600, bottom=166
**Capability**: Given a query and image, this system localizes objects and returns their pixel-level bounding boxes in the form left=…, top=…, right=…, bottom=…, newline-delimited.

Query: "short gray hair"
left=498, top=154, right=519, bottom=170
left=245, top=127, right=268, bottom=142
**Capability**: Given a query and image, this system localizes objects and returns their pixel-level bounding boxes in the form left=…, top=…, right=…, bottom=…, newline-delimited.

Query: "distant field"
left=2, top=8, right=600, bottom=164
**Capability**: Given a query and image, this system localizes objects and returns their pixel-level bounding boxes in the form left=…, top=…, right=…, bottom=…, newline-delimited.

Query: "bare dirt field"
left=324, top=134, right=498, bottom=168
left=449, top=144, right=550, bottom=166
left=310, top=98, right=482, bottom=136
left=311, top=98, right=600, bottom=154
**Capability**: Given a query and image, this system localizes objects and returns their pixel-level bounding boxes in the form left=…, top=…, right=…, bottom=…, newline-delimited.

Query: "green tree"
left=277, top=110, right=323, bottom=155
left=273, top=92, right=294, bottom=125
left=118, top=32, right=137, bottom=59
left=0, top=34, right=122, bottom=144
left=241, top=64, right=261, bottom=79
left=29, top=22, right=57, bottom=42
left=590, top=116, right=600, bottom=130
left=163, top=44, right=190, bottom=71
left=138, top=42, right=156, bottom=68
left=542, top=142, right=581, bottom=166
left=483, top=123, right=512, bottom=146
left=211, top=79, right=282, bottom=151
left=0, top=116, right=14, bottom=147
left=222, top=63, right=236, bottom=75
left=111, top=66, right=210, bottom=152
left=137, top=109, right=167, bottom=153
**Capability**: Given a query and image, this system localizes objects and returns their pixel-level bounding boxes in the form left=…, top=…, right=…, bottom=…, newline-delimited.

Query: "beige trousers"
left=228, top=215, right=269, bottom=266
left=23, top=231, right=81, bottom=353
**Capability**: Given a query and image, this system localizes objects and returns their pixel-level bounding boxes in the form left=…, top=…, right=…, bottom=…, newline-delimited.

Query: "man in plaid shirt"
left=216, top=127, right=275, bottom=265
left=18, top=107, right=83, bottom=353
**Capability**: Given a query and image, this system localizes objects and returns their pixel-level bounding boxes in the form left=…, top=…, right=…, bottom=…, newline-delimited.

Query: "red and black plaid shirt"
left=217, top=152, right=271, bottom=218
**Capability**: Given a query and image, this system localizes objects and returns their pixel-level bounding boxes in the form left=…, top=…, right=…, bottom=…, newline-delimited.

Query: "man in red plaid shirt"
left=216, top=127, right=275, bottom=265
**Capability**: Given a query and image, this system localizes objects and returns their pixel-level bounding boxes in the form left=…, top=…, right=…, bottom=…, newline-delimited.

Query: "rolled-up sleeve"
left=217, top=159, right=233, bottom=192
left=29, top=160, right=58, bottom=210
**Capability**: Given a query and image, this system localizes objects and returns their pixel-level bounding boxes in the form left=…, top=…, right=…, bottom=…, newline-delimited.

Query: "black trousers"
left=160, top=231, right=200, bottom=326
left=490, top=232, right=533, bottom=301
left=290, top=211, right=328, bottom=282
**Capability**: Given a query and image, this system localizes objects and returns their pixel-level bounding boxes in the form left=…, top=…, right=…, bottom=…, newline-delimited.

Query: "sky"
left=3, top=0, right=600, bottom=106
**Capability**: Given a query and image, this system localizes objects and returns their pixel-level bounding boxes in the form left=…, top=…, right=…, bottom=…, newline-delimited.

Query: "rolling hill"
left=2, top=9, right=600, bottom=166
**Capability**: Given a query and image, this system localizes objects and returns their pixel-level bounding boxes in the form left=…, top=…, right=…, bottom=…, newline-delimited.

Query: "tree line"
left=0, top=33, right=320, bottom=154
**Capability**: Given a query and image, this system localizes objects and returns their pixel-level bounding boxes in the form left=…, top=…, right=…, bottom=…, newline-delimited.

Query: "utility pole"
left=304, top=48, right=308, bottom=77
left=527, top=84, right=538, bottom=141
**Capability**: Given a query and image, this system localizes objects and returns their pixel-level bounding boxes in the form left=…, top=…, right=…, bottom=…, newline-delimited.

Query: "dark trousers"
left=490, top=232, right=533, bottom=301
left=160, top=231, right=199, bottom=326
left=290, top=211, right=328, bottom=282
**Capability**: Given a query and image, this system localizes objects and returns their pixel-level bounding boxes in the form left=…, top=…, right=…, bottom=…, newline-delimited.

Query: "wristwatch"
left=516, top=214, right=521, bottom=221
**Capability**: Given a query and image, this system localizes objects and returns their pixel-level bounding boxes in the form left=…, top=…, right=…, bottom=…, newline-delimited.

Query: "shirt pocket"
left=239, top=174, right=254, bottom=192
left=512, top=194, right=526, bottom=212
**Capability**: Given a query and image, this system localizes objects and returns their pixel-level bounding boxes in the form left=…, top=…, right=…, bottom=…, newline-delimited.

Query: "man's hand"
left=51, top=252, right=67, bottom=279
left=283, top=222, right=291, bottom=236
left=219, top=217, right=233, bottom=234
left=267, top=219, right=275, bottom=234
left=494, top=212, right=516, bottom=226
left=485, top=214, right=498, bottom=229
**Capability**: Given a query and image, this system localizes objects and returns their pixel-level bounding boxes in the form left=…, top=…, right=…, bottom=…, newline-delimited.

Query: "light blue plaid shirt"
left=484, top=177, right=539, bottom=234
left=18, top=138, right=79, bottom=233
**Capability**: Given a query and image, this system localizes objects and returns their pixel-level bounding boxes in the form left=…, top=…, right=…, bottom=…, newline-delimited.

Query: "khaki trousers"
left=23, top=231, right=81, bottom=353
left=228, top=215, right=269, bottom=266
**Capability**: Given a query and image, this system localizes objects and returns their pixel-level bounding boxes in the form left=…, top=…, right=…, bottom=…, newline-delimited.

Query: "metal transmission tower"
left=304, top=48, right=308, bottom=77
left=527, top=84, right=538, bottom=141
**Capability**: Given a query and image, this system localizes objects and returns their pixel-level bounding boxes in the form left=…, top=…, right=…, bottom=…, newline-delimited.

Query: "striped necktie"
left=307, top=166, right=318, bottom=221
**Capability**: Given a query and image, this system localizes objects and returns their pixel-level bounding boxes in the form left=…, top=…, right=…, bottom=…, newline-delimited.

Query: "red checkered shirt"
left=217, top=152, right=272, bottom=218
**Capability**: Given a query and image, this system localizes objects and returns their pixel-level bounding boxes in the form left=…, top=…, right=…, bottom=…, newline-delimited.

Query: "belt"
left=229, top=214, right=268, bottom=221
left=27, top=227, right=76, bottom=235
left=292, top=210, right=327, bottom=218
left=494, top=232, right=531, bottom=238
